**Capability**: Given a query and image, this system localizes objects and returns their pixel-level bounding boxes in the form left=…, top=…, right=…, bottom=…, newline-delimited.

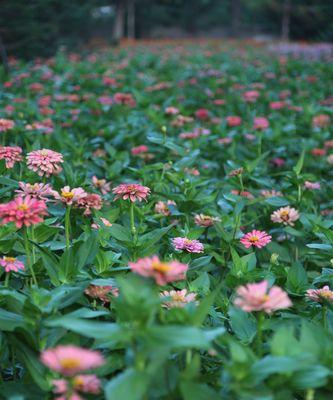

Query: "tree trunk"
left=281, top=0, right=291, bottom=41
left=127, top=0, right=135, bottom=39
left=113, top=0, right=125, bottom=42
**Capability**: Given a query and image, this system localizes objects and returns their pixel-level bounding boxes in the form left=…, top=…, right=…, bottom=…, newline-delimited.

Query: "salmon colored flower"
left=271, top=206, right=299, bottom=226
left=16, top=182, right=53, bottom=201
left=160, top=289, right=198, bottom=309
left=312, top=114, right=330, bottom=128
left=0, top=146, right=22, bottom=168
left=306, top=286, right=333, bottom=303
left=129, top=255, right=188, bottom=285
left=240, top=230, right=272, bottom=249
left=112, top=183, right=150, bottom=202
left=85, top=285, right=119, bottom=303
left=26, top=149, right=64, bottom=177
left=234, top=280, right=292, bottom=313
left=52, top=186, right=87, bottom=206
left=165, top=106, right=179, bottom=115
left=194, top=214, right=220, bottom=227
left=92, top=176, right=111, bottom=195
left=40, top=345, right=105, bottom=377
left=0, top=196, right=48, bottom=228
left=226, top=116, right=242, bottom=127
left=0, top=256, right=25, bottom=272
left=172, top=237, right=204, bottom=253
left=0, top=118, right=15, bottom=132
left=154, top=200, right=176, bottom=216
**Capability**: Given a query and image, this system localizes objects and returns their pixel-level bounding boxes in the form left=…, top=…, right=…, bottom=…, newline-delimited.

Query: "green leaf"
left=293, top=148, right=305, bottom=175
left=105, top=368, right=150, bottom=400
left=76, top=232, right=99, bottom=270
left=180, top=381, right=221, bottom=400
left=286, top=262, right=308, bottom=293
left=228, top=306, right=257, bottom=343
left=0, top=308, right=26, bottom=331
left=108, top=224, right=132, bottom=242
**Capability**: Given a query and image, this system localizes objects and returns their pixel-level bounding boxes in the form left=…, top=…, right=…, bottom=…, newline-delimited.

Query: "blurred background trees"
left=0, top=0, right=332, bottom=59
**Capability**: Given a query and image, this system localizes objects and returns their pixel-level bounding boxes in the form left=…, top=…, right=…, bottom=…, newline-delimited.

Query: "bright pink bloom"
left=131, top=145, right=148, bottom=155
left=160, top=289, right=198, bottom=309
left=26, top=149, right=64, bottom=177
left=234, top=280, right=292, bottom=313
left=253, top=117, right=269, bottom=130
left=195, top=108, right=210, bottom=120
left=270, top=101, right=285, bottom=110
left=40, top=345, right=105, bottom=376
left=0, top=146, right=22, bottom=168
left=112, top=183, right=150, bottom=202
left=226, top=116, right=242, bottom=127
left=0, top=196, right=48, bottom=228
left=0, top=118, right=15, bottom=132
left=52, top=186, right=87, bottom=206
left=16, top=182, right=53, bottom=201
left=172, top=237, right=204, bottom=253
left=240, top=230, right=272, bottom=249
left=0, top=256, right=25, bottom=272
left=129, top=255, right=188, bottom=285
left=306, top=286, right=333, bottom=303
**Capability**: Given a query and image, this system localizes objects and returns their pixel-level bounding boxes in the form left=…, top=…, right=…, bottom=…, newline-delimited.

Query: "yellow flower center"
left=172, top=293, right=185, bottom=302
left=61, top=191, right=74, bottom=199
left=17, top=204, right=28, bottom=211
left=280, top=210, right=289, bottom=219
left=249, top=235, right=259, bottom=243
left=4, top=256, right=16, bottom=262
left=152, top=261, right=171, bottom=273
left=60, top=358, right=81, bottom=370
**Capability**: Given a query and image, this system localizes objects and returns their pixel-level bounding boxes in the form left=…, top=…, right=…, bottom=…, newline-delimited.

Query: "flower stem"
left=4, top=272, right=10, bottom=287
left=255, top=312, right=265, bottom=357
left=65, top=206, right=71, bottom=250
left=24, top=227, right=38, bottom=287
left=322, top=305, right=328, bottom=329
left=130, top=202, right=136, bottom=237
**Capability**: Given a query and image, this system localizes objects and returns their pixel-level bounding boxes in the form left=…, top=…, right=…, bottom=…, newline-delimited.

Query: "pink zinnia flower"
left=0, top=196, right=48, bottom=228
left=270, top=101, right=286, bottom=110
left=77, top=193, right=102, bottom=215
left=52, top=186, right=87, bottom=206
left=40, top=345, right=105, bottom=377
left=0, top=118, right=15, bottom=132
left=242, top=90, right=260, bottom=103
left=131, top=145, right=148, bottom=155
left=92, top=176, right=111, bottom=195
left=26, top=149, right=64, bottom=177
left=240, top=230, right=271, bottom=249
left=172, top=237, right=204, bottom=253
left=160, top=289, right=198, bottom=309
left=234, top=280, right=292, bottom=313
left=226, top=116, right=242, bottom=127
left=129, top=255, right=188, bottom=285
left=165, top=106, right=179, bottom=115
left=91, top=217, right=112, bottom=229
left=304, top=181, right=321, bottom=190
left=112, top=183, right=150, bottom=202
left=85, top=285, right=119, bottom=303
left=306, top=286, right=333, bottom=303
left=0, top=146, right=22, bottom=168
left=271, top=206, right=299, bottom=226
left=113, top=92, right=136, bottom=107
left=312, top=114, right=330, bottom=128
left=72, top=374, right=101, bottom=394
left=253, top=117, right=269, bottom=130
left=16, top=182, right=53, bottom=201
left=195, top=108, right=210, bottom=120
left=261, top=189, right=283, bottom=198
left=0, top=256, right=25, bottom=272
left=194, top=214, right=220, bottom=227
left=154, top=200, right=176, bottom=216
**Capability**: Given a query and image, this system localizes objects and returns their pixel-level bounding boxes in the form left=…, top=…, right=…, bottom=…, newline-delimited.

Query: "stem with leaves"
left=24, top=227, right=38, bottom=287
left=65, top=206, right=71, bottom=250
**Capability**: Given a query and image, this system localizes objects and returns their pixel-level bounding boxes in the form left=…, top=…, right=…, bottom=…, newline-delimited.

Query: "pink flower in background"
left=77, top=193, right=103, bottom=215
left=154, top=200, right=176, bottom=216
left=160, top=289, right=198, bottom=308
left=304, top=181, right=321, bottom=190
left=243, top=90, right=260, bottom=102
left=312, top=114, right=330, bottom=128
left=165, top=106, right=179, bottom=115
left=271, top=206, right=300, bottom=226
left=92, top=176, right=111, bottom=195
left=131, top=145, right=148, bottom=155
left=0, top=256, right=25, bottom=272
left=195, top=108, right=210, bottom=120
left=91, top=217, right=112, bottom=229
left=40, top=345, right=105, bottom=376
left=218, top=137, right=233, bottom=145
left=0, top=196, right=48, bottom=228
left=179, top=131, right=200, bottom=139
left=231, top=190, right=254, bottom=199
left=240, top=230, right=272, bottom=249
left=112, top=183, right=150, bottom=202
left=271, top=157, right=285, bottom=167
left=0, top=118, right=15, bottom=132
left=172, top=237, right=204, bottom=253
left=98, top=95, right=113, bottom=105
left=306, top=286, right=333, bottom=303
left=113, top=92, right=136, bottom=107
left=270, top=101, right=286, bottom=110
left=234, top=280, right=292, bottom=313
left=0, top=146, right=22, bottom=168
left=194, top=214, right=220, bottom=227
left=72, top=374, right=101, bottom=394
left=85, top=285, right=119, bottom=303
left=16, top=182, right=53, bottom=201
left=129, top=255, right=188, bottom=285
left=253, top=117, right=269, bottom=130
left=261, top=189, right=283, bottom=198
left=26, top=149, right=64, bottom=177
left=226, top=116, right=242, bottom=127
left=52, top=186, right=87, bottom=206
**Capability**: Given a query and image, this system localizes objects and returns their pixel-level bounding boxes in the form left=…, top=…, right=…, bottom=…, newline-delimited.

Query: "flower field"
left=0, top=40, right=333, bottom=399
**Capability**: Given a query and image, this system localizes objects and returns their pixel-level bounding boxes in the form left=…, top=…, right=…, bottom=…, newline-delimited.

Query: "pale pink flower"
left=26, top=149, right=64, bottom=177
left=154, top=200, right=176, bottom=216
left=40, top=345, right=105, bottom=376
left=72, top=374, right=101, bottom=394
left=16, top=182, right=53, bottom=201
left=172, top=237, right=204, bottom=253
left=112, top=183, right=150, bottom=202
left=0, top=146, right=22, bottom=168
left=179, top=131, right=200, bottom=139
left=194, top=214, right=220, bottom=227
left=327, top=154, right=333, bottom=165
left=92, top=176, right=111, bottom=195
left=0, top=118, right=15, bottom=132
left=52, top=186, right=87, bottom=206
left=218, top=137, right=233, bottom=145
left=306, top=286, right=333, bottom=303
left=0, top=196, right=48, bottom=228
left=234, top=280, right=292, bottom=313
left=160, top=289, right=198, bottom=309
left=85, top=285, right=119, bottom=303
left=261, top=189, right=283, bottom=198
left=91, top=217, right=113, bottom=229
left=0, top=256, right=24, bottom=272
left=129, top=255, right=188, bottom=285
left=271, top=206, right=300, bottom=226
left=312, top=114, right=330, bottom=128
left=304, top=181, right=321, bottom=190
left=240, top=230, right=272, bottom=249
left=77, top=193, right=102, bottom=215
left=165, top=106, right=179, bottom=115
left=253, top=117, right=269, bottom=130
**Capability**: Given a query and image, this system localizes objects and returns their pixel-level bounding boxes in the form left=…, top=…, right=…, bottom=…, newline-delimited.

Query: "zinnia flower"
left=129, top=255, right=188, bottom=285
left=240, top=230, right=272, bottom=249
left=172, top=237, right=204, bottom=253
left=261, top=189, right=283, bottom=198
left=0, top=196, right=48, bottom=228
left=154, top=200, right=176, bottom=216
left=160, top=289, right=198, bottom=309
left=234, top=280, right=292, bottom=313
left=226, top=116, right=242, bottom=127
left=77, top=193, right=102, bottom=215
left=92, top=176, right=111, bottom=195
left=26, top=149, right=64, bottom=177
left=312, top=114, right=330, bottom=128
left=271, top=206, right=299, bottom=226
left=52, top=186, right=87, bottom=206
left=306, top=286, right=333, bottom=303
left=40, top=345, right=105, bottom=376
left=0, top=118, right=15, bottom=132
left=0, top=256, right=25, bottom=272
left=0, top=146, right=22, bottom=168
left=16, top=182, right=53, bottom=201
left=253, top=117, right=269, bottom=130
left=112, top=183, right=150, bottom=202
left=131, top=145, right=148, bottom=155
left=194, top=214, right=220, bottom=227
left=85, top=285, right=119, bottom=303
left=304, top=181, right=321, bottom=190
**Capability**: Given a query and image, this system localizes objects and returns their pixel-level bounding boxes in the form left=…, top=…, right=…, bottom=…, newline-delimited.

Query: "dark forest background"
left=0, top=0, right=332, bottom=59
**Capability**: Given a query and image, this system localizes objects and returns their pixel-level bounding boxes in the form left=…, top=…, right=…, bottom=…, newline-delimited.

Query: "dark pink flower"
left=112, top=183, right=150, bottom=202
left=240, top=230, right=271, bottom=249
left=0, top=146, right=22, bottom=168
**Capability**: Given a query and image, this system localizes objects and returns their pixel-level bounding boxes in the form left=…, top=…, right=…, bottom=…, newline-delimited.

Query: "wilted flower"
left=112, top=183, right=150, bottom=202
left=240, top=230, right=272, bottom=249
left=271, top=206, right=299, bottom=226
left=92, top=176, right=111, bottom=195
left=306, top=286, right=333, bottom=303
left=26, top=149, right=64, bottom=177
left=85, top=285, right=119, bottom=303
left=234, top=280, right=292, bottom=313
left=172, top=237, right=204, bottom=253
left=154, top=200, right=176, bottom=216
left=0, top=256, right=25, bottom=272
left=16, top=182, right=53, bottom=201
left=160, top=289, right=198, bottom=309
left=0, top=118, right=15, bottom=132
left=0, top=196, right=48, bottom=228
left=231, top=190, right=254, bottom=199
left=194, top=214, right=220, bottom=227
left=52, top=186, right=87, bottom=206
left=129, top=255, right=188, bottom=285
left=40, top=345, right=105, bottom=377
left=0, top=146, right=22, bottom=168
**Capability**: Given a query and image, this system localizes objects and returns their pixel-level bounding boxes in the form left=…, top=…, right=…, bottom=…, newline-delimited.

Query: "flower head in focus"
left=240, top=230, right=272, bottom=249
left=112, top=183, right=150, bottom=202
left=0, top=256, right=24, bottom=273
left=26, top=149, right=64, bottom=177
